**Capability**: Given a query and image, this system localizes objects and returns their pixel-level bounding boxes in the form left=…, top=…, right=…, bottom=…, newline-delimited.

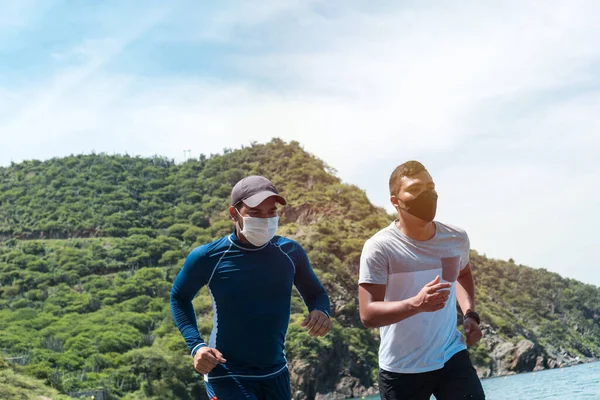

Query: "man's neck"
left=395, top=215, right=436, bottom=241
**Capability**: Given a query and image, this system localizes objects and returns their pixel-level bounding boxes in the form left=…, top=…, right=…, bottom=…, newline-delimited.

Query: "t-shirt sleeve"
left=461, top=232, right=471, bottom=269
left=359, top=239, right=389, bottom=285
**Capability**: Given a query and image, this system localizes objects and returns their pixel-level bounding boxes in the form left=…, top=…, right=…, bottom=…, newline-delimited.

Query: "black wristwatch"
left=464, top=311, right=480, bottom=325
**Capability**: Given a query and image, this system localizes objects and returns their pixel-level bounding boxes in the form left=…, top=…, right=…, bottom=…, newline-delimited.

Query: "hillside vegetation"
left=1, top=139, right=599, bottom=399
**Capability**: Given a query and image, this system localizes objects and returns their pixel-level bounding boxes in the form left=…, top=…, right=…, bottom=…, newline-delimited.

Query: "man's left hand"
left=301, top=310, right=332, bottom=337
left=464, top=317, right=483, bottom=346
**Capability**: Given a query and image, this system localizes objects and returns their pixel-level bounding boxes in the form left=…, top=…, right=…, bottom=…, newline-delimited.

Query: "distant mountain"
left=1, top=139, right=598, bottom=399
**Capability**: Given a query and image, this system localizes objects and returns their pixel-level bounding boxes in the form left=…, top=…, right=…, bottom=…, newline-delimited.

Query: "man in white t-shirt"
left=359, top=161, right=485, bottom=400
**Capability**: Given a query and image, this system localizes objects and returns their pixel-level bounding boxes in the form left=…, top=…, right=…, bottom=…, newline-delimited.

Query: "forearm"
left=456, top=269, right=476, bottom=314
left=170, top=293, right=206, bottom=355
left=300, top=285, right=331, bottom=315
left=311, top=289, right=331, bottom=316
left=360, top=297, right=420, bottom=328
left=294, top=253, right=331, bottom=316
left=170, top=246, right=213, bottom=355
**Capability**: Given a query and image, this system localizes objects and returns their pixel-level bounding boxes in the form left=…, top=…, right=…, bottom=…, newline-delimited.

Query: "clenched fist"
left=194, top=346, right=227, bottom=375
left=301, top=310, right=332, bottom=337
left=464, top=317, right=483, bottom=346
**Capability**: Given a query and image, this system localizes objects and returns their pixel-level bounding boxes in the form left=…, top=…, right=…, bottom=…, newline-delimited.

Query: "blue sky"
left=1, top=0, right=599, bottom=286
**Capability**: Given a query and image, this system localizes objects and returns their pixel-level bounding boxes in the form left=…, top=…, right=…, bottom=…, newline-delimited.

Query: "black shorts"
left=204, top=369, right=291, bottom=400
left=379, top=350, right=485, bottom=400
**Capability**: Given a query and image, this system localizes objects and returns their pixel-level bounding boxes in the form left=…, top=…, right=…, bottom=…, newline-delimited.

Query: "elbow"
left=170, top=289, right=194, bottom=311
left=169, top=289, right=184, bottom=307
left=359, top=311, right=378, bottom=329
left=361, top=318, right=374, bottom=329
left=361, top=318, right=380, bottom=329
left=169, top=292, right=178, bottom=315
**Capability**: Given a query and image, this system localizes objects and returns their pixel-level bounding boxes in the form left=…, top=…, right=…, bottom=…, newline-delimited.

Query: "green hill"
left=1, top=357, right=71, bottom=400
left=1, top=139, right=599, bottom=399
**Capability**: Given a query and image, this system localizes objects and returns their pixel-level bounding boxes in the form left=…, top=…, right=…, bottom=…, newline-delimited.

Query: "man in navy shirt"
left=171, top=175, right=332, bottom=400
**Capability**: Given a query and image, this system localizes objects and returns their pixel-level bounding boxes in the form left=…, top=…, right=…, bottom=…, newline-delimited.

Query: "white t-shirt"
left=359, top=221, right=470, bottom=374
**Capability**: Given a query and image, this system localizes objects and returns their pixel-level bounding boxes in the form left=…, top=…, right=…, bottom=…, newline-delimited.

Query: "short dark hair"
left=389, top=161, right=428, bottom=195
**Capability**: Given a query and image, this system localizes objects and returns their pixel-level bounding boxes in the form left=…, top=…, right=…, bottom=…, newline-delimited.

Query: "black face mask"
left=400, top=190, right=438, bottom=222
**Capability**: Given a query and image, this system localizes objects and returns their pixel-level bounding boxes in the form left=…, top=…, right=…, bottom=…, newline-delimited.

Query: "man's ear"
left=390, top=195, right=400, bottom=212
left=228, top=206, right=238, bottom=221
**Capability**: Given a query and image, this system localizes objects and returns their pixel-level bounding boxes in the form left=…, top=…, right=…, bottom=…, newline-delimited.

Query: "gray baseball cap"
left=231, top=175, right=287, bottom=208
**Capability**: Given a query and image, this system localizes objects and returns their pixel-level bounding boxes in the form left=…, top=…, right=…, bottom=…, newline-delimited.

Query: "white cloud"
left=0, top=0, right=599, bottom=285
left=0, top=0, right=55, bottom=33
left=191, top=0, right=322, bottom=43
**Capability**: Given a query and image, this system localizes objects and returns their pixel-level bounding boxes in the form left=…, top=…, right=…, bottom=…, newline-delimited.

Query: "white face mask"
left=237, top=211, right=279, bottom=247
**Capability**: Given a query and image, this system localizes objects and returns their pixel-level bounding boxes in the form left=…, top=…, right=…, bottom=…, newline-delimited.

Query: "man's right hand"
left=411, top=276, right=451, bottom=313
left=194, top=346, right=227, bottom=375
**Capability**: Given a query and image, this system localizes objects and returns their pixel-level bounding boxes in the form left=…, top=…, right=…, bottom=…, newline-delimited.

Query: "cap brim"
left=242, top=191, right=287, bottom=208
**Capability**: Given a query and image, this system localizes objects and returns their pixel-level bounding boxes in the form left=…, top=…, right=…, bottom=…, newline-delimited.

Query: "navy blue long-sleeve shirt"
left=170, top=232, right=331, bottom=381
